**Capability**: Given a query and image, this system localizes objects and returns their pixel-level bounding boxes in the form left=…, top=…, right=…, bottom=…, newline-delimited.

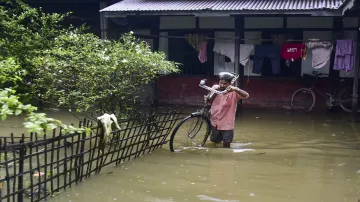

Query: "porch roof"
left=100, top=0, right=355, bottom=16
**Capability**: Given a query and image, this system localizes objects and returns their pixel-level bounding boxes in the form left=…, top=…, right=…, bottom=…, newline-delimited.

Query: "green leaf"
left=15, top=109, right=22, bottom=115
left=1, top=114, right=6, bottom=121
left=46, top=123, right=57, bottom=130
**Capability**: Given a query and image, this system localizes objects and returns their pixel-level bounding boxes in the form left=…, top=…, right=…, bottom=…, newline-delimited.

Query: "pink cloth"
left=198, top=41, right=207, bottom=63
left=334, top=40, right=355, bottom=72
left=210, top=85, right=243, bottom=130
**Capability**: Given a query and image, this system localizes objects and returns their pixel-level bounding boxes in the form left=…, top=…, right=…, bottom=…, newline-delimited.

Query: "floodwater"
left=3, top=108, right=360, bottom=202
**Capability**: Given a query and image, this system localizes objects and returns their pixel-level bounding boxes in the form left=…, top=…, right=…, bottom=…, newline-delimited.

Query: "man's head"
left=218, top=72, right=234, bottom=90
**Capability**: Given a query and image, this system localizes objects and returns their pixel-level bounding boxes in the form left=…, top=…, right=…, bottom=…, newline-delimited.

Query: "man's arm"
left=228, top=86, right=249, bottom=99
left=204, top=85, right=220, bottom=104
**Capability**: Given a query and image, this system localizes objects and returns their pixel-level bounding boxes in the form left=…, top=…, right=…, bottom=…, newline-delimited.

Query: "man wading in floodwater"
left=204, top=72, right=249, bottom=148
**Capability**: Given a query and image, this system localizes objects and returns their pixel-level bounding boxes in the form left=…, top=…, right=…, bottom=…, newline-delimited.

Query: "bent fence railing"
left=0, top=107, right=184, bottom=202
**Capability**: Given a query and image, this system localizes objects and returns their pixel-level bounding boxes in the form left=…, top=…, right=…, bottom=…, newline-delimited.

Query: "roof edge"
left=102, top=9, right=343, bottom=17
left=341, top=0, right=356, bottom=15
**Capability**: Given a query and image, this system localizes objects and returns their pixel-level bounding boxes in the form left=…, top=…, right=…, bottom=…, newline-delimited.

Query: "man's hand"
left=226, top=86, right=249, bottom=98
left=226, top=86, right=236, bottom=92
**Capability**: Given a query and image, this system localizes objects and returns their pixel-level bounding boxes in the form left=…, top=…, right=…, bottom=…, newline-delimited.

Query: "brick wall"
left=156, top=75, right=331, bottom=109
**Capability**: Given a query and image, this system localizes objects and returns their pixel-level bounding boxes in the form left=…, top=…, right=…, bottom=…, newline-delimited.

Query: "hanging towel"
left=198, top=41, right=208, bottom=63
left=253, top=45, right=281, bottom=75
left=280, top=44, right=306, bottom=61
left=333, top=40, right=355, bottom=72
left=240, top=44, right=254, bottom=66
left=213, top=42, right=235, bottom=62
left=97, top=113, right=121, bottom=138
left=213, top=42, right=254, bottom=65
left=306, top=41, right=333, bottom=69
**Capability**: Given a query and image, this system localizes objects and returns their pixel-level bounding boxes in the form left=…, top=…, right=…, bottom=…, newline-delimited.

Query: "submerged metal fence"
left=0, top=107, right=183, bottom=202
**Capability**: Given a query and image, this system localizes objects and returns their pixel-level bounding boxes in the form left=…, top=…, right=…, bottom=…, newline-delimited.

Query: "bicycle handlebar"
left=199, top=82, right=229, bottom=95
left=198, top=72, right=239, bottom=95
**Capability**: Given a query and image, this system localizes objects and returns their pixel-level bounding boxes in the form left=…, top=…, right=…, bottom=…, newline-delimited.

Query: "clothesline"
left=133, top=33, right=356, bottom=43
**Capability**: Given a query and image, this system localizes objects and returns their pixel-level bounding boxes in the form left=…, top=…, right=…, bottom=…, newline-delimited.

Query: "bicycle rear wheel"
left=169, top=113, right=211, bottom=152
left=337, top=86, right=360, bottom=113
left=290, top=88, right=316, bottom=113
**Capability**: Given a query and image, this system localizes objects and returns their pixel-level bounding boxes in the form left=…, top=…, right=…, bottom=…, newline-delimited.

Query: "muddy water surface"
left=3, top=109, right=360, bottom=202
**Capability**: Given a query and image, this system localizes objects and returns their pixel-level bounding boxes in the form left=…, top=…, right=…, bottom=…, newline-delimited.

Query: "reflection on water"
left=2, top=109, right=360, bottom=202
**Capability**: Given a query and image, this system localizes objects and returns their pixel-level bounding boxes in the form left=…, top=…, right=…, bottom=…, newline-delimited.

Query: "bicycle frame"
left=306, top=73, right=344, bottom=107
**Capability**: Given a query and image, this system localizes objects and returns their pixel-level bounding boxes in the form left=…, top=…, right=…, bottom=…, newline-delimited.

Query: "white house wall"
left=158, top=32, right=168, bottom=59
left=244, top=31, right=262, bottom=76
left=157, top=16, right=358, bottom=78
left=199, top=17, right=235, bottom=29
left=133, top=29, right=154, bottom=50
left=244, top=17, right=283, bottom=29
left=160, top=16, right=196, bottom=29
left=213, top=31, right=235, bottom=75
left=287, top=17, right=333, bottom=28
left=343, top=17, right=358, bottom=28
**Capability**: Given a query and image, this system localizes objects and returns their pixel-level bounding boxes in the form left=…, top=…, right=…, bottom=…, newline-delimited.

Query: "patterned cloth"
left=306, top=41, right=333, bottom=69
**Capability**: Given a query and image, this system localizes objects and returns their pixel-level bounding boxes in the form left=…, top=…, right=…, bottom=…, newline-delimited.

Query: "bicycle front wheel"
left=169, top=113, right=211, bottom=152
left=291, top=88, right=316, bottom=113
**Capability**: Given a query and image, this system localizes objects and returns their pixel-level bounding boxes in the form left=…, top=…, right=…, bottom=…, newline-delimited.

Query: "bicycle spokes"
left=187, top=117, right=204, bottom=138
left=291, top=89, right=315, bottom=112
left=171, top=116, right=209, bottom=151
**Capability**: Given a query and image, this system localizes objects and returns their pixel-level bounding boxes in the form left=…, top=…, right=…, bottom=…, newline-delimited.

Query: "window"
left=168, top=31, right=214, bottom=76
left=258, top=31, right=303, bottom=79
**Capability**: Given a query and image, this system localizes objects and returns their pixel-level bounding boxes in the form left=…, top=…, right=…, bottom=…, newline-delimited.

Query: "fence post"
left=77, top=132, right=86, bottom=183
left=18, top=139, right=25, bottom=202
left=96, top=120, right=105, bottom=174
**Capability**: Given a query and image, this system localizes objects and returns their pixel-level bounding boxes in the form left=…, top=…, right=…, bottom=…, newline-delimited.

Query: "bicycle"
left=290, top=71, right=358, bottom=113
left=169, top=72, right=239, bottom=152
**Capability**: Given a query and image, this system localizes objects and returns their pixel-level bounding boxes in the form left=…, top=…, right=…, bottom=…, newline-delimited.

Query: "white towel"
left=213, top=42, right=235, bottom=62
left=239, top=44, right=254, bottom=66
left=97, top=113, right=121, bottom=137
left=213, top=42, right=254, bottom=66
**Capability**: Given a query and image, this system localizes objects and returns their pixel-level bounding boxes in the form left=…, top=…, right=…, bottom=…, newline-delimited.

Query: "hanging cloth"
left=213, top=42, right=235, bottom=62
left=280, top=44, right=306, bottom=61
left=185, top=33, right=206, bottom=51
left=97, top=113, right=121, bottom=143
left=253, top=45, right=281, bottom=75
left=213, top=42, right=254, bottom=66
left=306, top=40, right=333, bottom=69
left=333, top=40, right=355, bottom=72
left=239, top=44, right=254, bottom=66
left=185, top=33, right=207, bottom=63
left=198, top=41, right=208, bottom=63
